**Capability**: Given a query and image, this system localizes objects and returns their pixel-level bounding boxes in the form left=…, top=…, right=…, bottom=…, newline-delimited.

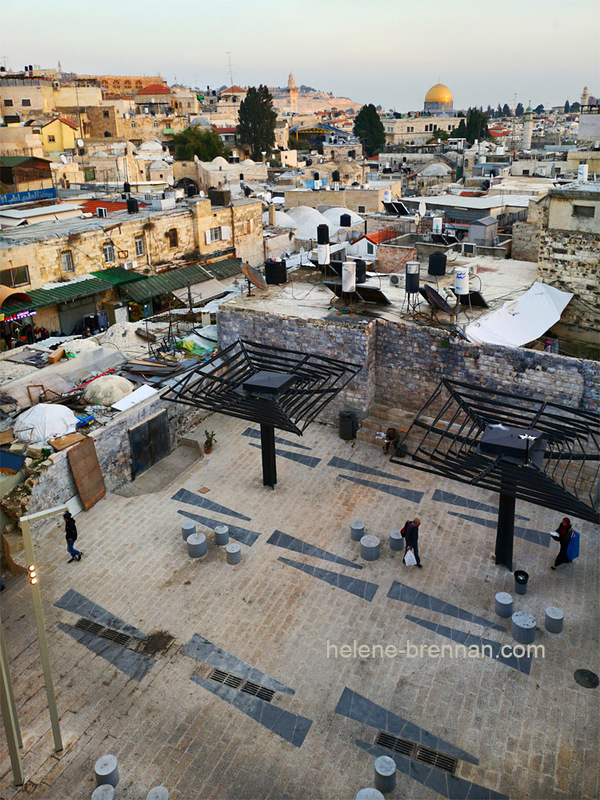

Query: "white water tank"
left=342, top=261, right=356, bottom=293
left=577, top=164, right=589, bottom=183
left=432, top=217, right=443, bottom=234
left=384, top=190, right=392, bottom=203
left=318, top=243, right=330, bottom=266
left=454, top=266, right=470, bottom=295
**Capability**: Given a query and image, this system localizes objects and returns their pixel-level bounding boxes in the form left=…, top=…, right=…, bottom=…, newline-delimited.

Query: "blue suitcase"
left=566, top=531, right=580, bottom=560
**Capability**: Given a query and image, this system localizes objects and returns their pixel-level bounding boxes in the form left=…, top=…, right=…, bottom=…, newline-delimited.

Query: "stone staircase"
left=356, top=403, right=415, bottom=449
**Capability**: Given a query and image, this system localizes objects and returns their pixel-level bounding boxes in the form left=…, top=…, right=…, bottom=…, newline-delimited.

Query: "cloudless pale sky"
left=1, top=0, right=598, bottom=110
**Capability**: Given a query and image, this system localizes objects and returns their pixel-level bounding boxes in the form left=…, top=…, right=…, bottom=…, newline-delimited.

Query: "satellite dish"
left=60, top=155, right=68, bottom=164
left=241, top=263, right=267, bottom=294
left=418, top=201, right=426, bottom=217
left=77, top=138, right=84, bottom=147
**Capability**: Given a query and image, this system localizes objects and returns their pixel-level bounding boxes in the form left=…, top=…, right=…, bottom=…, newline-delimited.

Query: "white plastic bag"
left=404, top=549, right=417, bottom=566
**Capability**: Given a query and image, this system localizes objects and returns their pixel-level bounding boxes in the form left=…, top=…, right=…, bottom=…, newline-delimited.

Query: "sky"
left=1, top=0, right=598, bottom=111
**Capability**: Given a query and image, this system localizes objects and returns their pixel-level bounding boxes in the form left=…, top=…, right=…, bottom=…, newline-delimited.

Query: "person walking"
left=551, top=517, right=572, bottom=570
left=404, top=517, right=422, bottom=568
left=64, top=511, right=82, bottom=563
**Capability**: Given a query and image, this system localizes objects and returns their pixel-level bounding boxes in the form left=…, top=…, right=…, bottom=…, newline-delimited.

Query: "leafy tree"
left=353, top=104, right=386, bottom=157
left=237, top=85, right=277, bottom=160
left=564, top=100, right=570, bottom=113
left=515, top=103, right=524, bottom=117
left=486, top=105, right=494, bottom=118
left=170, top=127, right=229, bottom=161
left=496, top=103, right=502, bottom=118
left=502, top=103, right=512, bottom=117
left=534, top=104, right=544, bottom=114
left=571, top=101, right=580, bottom=111
left=450, top=108, right=489, bottom=144
left=451, top=119, right=468, bottom=139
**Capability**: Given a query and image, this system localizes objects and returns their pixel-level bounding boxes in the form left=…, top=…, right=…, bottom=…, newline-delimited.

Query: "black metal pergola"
left=390, top=379, right=599, bottom=569
left=164, top=339, right=362, bottom=488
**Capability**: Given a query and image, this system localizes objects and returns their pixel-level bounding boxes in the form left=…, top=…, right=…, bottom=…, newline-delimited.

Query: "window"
left=48, top=135, right=56, bottom=143
left=4, top=99, right=14, bottom=106
left=130, top=121, right=136, bottom=128
left=358, top=205, right=366, bottom=214
left=367, top=243, right=374, bottom=255
left=103, top=110, right=109, bottom=118
left=135, top=235, right=145, bottom=257
left=103, top=241, right=115, bottom=263
left=167, top=228, right=178, bottom=248
left=60, top=250, right=74, bottom=272
left=573, top=205, right=595, bottom=218
left=21, top=99, right=31, bottom=106
left=207, top=226, right=221, bottom=243
left=522, top=169, right=530, bottom=176
left=1, top=265, right=30, bottom=288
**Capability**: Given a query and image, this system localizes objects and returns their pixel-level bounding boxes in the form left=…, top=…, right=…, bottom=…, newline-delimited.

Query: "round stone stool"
left=355, top=789, right=385, bottom=800
left=226, top=542, right=241, bottom=565
left=545, top=606, right=564, bottom=634
left=351, top=521, right=365, bottom=542
left=146, top=788, right=170, bottom=800
left=374, top=755, right=396, bottom=794
left=389, top=530, right=404, bottom=552
left=214, top=525, right=229, bottom=546
left=92, top=786, right=115, bottom=800
left=511, top=611, right=537, bottom=645
left=181, top=519, right=196, bottom=541
left=494, top=592, right=513, bottom=618
left=94, top=754, right=119, bottom=788
left=187, top=532, right=207, bottom=559
left=360, top=535, right=380, bottom=561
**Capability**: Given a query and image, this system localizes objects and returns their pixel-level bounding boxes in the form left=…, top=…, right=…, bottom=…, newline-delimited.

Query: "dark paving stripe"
left=191, top=674, right=312, bottom=747
left=278, top=557, right=378, bottom=601
left=447, top=511, right=550, bottom=548
left=177, top=509, right=260, bottom=546
left=54, top=589, right=147, bottom=639
left=354, top=739, right=508, bottom=800
left=328, top=456, right=409, bottom=483
left=171, top=487, right=251, bottom=522
left=183, top=633, right=294, bottom=695
left=433, top=489, right=529, bottom=521
left=242, top=427, right=311, bottom=450
left=267, top=529, right=362, bottom=570
left=335, top=687, right=478, bottom=765
left=405, top=615, right=533, bottom=675
left=57, top=623, right=155, bottom=681
left=247, top=442, right=321, bottom=468
left=387, top=581, right=505, bottom=632
left=338, top=474, right=424, bottom=504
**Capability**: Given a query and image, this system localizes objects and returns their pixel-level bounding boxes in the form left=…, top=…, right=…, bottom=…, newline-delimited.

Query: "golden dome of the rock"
left=424, top=83, right=453, bottom=104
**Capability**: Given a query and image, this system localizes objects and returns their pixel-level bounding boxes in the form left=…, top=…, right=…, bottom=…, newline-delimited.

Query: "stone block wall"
left=376, top=242, right=418, bottom=273
left=511, top=222, right=540, bottom=262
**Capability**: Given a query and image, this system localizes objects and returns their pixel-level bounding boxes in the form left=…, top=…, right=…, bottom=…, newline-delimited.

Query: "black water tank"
left=126, top=198, right=139, bottom=214
left=355, top=260, right=367, bottom=284
left=123, top=181, right=131, bottom=193
left=339, top=411, right=359, bottom=440
left=332, top=170, right=340, bottom=183
left=265, top=259, right=287, bottom=285
left=187, top=184, right=197, bottom=197
left=317, top=224, right=329, bottom=244
left=340, top=214, right=352, bottom=227
left=313, top=172, right=320, bottom=181
left=428, top=252, right=447, bottom=276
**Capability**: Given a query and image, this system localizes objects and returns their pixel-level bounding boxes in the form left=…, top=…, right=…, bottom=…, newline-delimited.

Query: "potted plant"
left=204, top=430, right=216, bottom=454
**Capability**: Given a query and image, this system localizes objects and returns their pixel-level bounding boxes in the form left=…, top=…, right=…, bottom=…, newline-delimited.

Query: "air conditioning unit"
left=389, top=274, right=403, bottom=286
left=97, top=207, right=107, bottom=218
left=121, top=260, right=138, bottom=270
left=462, top=243, right=476, bottom=255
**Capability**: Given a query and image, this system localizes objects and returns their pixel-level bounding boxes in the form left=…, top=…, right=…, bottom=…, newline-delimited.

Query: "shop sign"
left=0, top=310, right=37, bottom=322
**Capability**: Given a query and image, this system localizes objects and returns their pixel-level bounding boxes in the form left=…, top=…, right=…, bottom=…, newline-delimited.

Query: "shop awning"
left=90, top=267, right=149, bottom=286
left=171, top=278, right=233, bottom=307
left=0, top=276, right=114, bottom=317
left=121, top=259, right=242, bottom=303
left=0, top=286, right=32, bottom=310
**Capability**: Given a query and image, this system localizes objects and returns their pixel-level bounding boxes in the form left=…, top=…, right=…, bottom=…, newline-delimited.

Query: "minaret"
left=287, top=73, right=298, bottom=115
left=523, top=104, right=533, bottom=150
left=581, top=86, right=589, bottom=106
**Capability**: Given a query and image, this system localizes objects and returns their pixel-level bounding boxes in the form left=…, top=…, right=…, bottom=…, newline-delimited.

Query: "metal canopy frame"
left=164, top=339, right=361, bottom=487
left=390, top=379, right=599, bottom=568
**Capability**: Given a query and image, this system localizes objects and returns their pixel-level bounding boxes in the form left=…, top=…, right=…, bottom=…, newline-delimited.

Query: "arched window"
left=167, top=228, right=178, bottom=248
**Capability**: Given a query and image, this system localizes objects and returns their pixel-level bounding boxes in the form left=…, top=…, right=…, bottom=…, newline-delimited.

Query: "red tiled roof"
left=221, top=85, right=245, bottom=94
left=42, top=117, right=78, bottom=130
left=212, top=126, right=237, bottom=133
left=136, top=83, right=171, bottom=95
left=79, top=200, right=148, bottom=214
left=353, top=227, right=398, bottom=246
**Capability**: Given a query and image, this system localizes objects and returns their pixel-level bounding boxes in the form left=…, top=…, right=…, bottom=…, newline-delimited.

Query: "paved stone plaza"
left=1, top=416, right=598, bottom=800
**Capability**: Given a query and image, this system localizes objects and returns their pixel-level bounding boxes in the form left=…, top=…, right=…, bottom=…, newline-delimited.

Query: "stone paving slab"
left=0, top=414, right=598, bottom=800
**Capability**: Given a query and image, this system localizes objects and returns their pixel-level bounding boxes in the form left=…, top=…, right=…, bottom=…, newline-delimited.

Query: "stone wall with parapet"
left=511, top=222, right=540, bottom=262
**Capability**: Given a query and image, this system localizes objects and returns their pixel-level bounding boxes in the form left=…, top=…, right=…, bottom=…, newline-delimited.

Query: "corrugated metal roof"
left=91, top=267, right=148, bottom=285
left=1, top=276, right=114, bottom=315
left=122, top=259, right=242, bottom=303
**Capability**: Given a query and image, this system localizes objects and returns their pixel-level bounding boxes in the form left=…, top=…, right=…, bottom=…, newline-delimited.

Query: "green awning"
left=121, top=259, right=242, bottom=303
left=0, top=277, right=115, bottom=316
left=91, top=267, right=148, bottom=286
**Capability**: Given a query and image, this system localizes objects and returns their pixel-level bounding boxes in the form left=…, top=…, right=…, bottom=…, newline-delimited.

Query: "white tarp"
left=112, top=384, right=158, bottom=412
left=14, top=403, right=78, bottom=443
left=465, top=282, right=573, bottom=348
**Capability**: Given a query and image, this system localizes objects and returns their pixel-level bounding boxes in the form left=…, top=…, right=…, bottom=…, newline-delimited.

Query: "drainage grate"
left=375, top=732, right=458, bottom=775
left=241, top=680, right=275, bottom=702
left=100, top=628, right=133, bottom=647
left=74, top=618, right=104, bottom=637
left=209, top=668, right=243, bottom=689
left=73, top=618, right=133, bottom=649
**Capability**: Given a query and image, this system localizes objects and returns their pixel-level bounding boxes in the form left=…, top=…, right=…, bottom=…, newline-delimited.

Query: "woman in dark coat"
left=551, top=517, right=573, bottom=569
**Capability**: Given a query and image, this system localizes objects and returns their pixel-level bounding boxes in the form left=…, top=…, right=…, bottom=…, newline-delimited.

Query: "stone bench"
left=389, top=530, right=404, bottom=551
left=94, top=754, right=119, bottom=788
left=92, top=786, right=115, bottom=800
left=181, top=520, right=196, bottom=541
left=374, top=755, right=396, bottom=794
left=146, top=788, right=169, bottom=800
left=494, top=592, right=513, bottom=618
left=360, top=535, right=380, bottom=561
left=214, top=525, right=229, bottom=546
left=187, top=533, right=207, bottom=559
left=355, top=789, right=385, bottom=800
left=545, top=606, right=564, bottom=634
left=511, top=611, right=536, bottom=645
left=226, top=542, right=241, bottom=565
left=351, top=521, right=365, bottom=541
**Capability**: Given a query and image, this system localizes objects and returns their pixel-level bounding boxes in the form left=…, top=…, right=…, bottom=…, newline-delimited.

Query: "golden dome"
left=425, top=83, right=453, bottom=104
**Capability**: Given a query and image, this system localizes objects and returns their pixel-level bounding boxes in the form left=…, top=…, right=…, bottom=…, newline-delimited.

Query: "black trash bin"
left=339, top=411, right=359, bottom=441
left=514, top=570, right=529, bottom=595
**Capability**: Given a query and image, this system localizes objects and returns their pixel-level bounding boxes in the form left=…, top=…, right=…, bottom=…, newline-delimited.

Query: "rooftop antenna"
left=226, top=52, right=234, bottom=86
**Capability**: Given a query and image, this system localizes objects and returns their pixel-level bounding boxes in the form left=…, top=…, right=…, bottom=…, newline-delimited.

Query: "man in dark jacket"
left=64, top=512, right=82, bottom=563
left=404, top=518, right=422, bottom=567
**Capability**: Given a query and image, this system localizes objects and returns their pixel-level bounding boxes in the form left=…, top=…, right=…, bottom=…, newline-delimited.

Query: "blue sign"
left=305, top=178, right=328, bottom=189
left=0, top=187, right=57, bottom=207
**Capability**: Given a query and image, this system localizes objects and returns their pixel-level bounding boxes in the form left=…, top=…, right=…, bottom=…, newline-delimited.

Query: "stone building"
left=423, top=83, right=454, bottom=114
left=383, top=114, right=462, bottom=147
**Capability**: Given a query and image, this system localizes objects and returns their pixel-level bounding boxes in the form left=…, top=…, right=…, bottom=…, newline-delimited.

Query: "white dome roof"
left=322, top=206, right=364, bottom=226
left=138, top=140, right=163, bottom=151
left=243, top=158, right=255, bottom=166
left=211, top=156, right=229, bottom=167
left=262, top=209, right=297, bottom=228
left=190, top=116, right=212, bottom=127
left=149, top=159, right=170, bottom=170
left=419, top=163, right=451, bottom=177
left=286, top=206, right=339, bottom=239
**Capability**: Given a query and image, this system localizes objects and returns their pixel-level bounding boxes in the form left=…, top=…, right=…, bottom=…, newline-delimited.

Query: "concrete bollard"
left=146, top=788, right=170, bottom=800
left=355, top=789, right=385, bottom=800
left=94, top=754, right=119, bottom=788
left=360, top=535, right=380, bottom=561
left=511, top=611, right=536, bottom=645
left=226, top=542, right=241, bottom=565
left=374, top=755, right=396, bottom=794
left=351, top=521, right=365, bottom=541
left=545, top=606, right=564, bottom=634
left=181, top=520, right=196, bottom=541
left=187, top=532, right=207, bottom=559
left=92, top=786, right=115, bottom=800
left=494, top=592, right=513, bottom=618
left=214, top=525, right=230, bottom=546
left=389, top=530, right=404, bottom=552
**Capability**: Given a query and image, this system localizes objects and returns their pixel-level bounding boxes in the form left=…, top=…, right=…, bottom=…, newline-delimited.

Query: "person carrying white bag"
left=402, top=518, right=422, bottom=568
